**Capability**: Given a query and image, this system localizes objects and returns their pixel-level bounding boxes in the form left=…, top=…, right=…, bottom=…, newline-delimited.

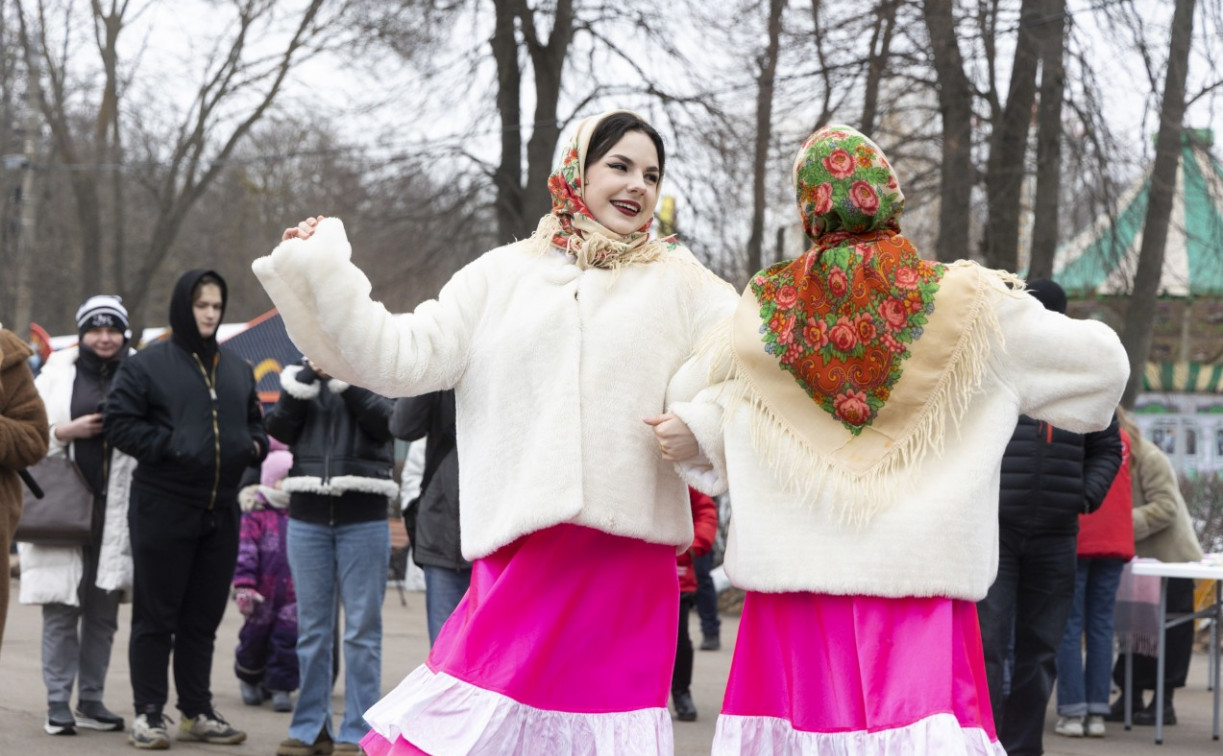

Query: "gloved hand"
left=234, top=587, right=265, bottom=617
left=296, top=359, right=318, bottom=385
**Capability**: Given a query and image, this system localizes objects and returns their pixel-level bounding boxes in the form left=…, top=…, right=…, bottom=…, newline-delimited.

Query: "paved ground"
left=1, top=578, right=1221, bottom=754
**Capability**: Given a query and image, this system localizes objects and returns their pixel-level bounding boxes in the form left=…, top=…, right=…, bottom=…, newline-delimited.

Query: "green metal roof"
left=1054, top=129, right=1223, bottom=297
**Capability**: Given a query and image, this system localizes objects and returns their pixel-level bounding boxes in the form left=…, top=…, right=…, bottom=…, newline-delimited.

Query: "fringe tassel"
left=720, top=263, right=1010, bottom=527
left=528, top=214, right=668, bottom=271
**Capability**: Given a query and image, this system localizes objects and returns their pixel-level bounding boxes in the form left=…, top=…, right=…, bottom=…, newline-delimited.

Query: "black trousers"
left=672, top=593, right=695, bottom=696
left=693, top=551, right=720, bottom=639
left=1113, top=576, right=1195, bottom=700
left=128, top=490, right=239, bottom=717
left=978, top=528, right=1078, bottom=756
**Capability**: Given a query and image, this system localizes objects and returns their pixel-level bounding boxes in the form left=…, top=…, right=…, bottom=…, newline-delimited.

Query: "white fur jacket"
left=253, top=218, right=737, bottom=559
left=670, top=270, right=1130, bottom=601
left=19, top=347, right=137, bottom=606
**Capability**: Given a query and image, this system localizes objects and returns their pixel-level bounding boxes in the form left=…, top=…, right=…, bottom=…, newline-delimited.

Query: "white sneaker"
left=177, top=710, right=246, bottom=744
left=1085, top=714, right=1106, bottom=737
left=1055, top=715, right=1085, bottom=737
left=130, top=711, right=171, bottom=750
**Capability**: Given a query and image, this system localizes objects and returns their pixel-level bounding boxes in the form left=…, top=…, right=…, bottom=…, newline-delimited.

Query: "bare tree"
left=922, top=0, right=974, bottom=261
left=13, top=0, right=334, bottom=334
left=860, top=0, right=899, bottom=136
left=1026, top=0, right=1067, bottom=279
left=982, top=0, right=1042, bottom=272
left=1119, top=0, right=1197, bottom=407
left=745, top=0, right=785, bottom=280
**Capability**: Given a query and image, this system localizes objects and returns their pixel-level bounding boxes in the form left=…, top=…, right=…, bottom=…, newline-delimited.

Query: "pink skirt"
left=714, top=591, right=1007, bottom=755
left=362, top=524, right=679, bottom=756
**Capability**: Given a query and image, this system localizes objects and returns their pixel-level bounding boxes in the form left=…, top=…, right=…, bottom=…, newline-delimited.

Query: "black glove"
left=296, top=359, right=318, bottom=385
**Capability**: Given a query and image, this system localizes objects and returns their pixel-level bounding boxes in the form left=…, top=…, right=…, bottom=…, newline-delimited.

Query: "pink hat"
left=261, top=450, right=293, bottom=488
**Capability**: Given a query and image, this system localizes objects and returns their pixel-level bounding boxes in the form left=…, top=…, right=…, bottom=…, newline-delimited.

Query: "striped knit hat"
left=76, top=295, right=130, bottom=340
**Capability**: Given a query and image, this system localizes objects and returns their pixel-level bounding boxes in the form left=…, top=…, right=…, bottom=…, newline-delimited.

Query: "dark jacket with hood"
left=104, top=270, right=267, bottom=508
left=265, top=362, right=396, bottom=526
left=391, top=391, right=466, bottom=571
left=997, top=414, right=1123, bottom=534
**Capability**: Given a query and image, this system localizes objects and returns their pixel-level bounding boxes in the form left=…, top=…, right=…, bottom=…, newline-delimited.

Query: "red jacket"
left=1077, top=429, right=1135, bottom=560
left=678, top=488, right=718, bottom=594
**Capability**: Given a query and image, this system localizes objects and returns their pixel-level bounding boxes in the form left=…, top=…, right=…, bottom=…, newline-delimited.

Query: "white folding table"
left=1126, top=559, right=1223, bottom=744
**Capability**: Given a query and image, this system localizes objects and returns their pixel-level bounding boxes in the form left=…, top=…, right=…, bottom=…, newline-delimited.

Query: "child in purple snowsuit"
left=233, top=449, right=299, bottom=712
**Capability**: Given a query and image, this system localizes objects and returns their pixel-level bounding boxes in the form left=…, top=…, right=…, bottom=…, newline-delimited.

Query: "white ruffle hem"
left=364, top=665, right=674, bottom=756
left=712, top=711, right=1008, bottom=756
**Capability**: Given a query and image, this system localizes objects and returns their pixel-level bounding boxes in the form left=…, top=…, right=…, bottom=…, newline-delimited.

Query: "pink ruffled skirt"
left=714, top=591, right=1006, bottom=755
left=362, top=523, right=679, bottom=756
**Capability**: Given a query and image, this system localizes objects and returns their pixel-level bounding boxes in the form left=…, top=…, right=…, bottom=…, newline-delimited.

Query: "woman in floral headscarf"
left=658, top=125, right=1130, bottom=754
left=253, top=111, right=735, bottom=755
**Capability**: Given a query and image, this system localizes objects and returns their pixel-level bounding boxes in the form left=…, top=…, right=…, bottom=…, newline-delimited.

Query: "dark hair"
left=584, top=112, right=666, bottom=177
left=192, top=273, right=223, bottom=303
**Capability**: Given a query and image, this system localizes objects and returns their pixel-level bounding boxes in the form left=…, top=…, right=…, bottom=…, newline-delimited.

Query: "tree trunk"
left=1120, top=0, right=1196, bottom=407
left=520, top=0, right=573, bottom=235
left=745, top=0, right=785, bottom=283
left=491, top=0, right=523, bottom=241
left=922, top=0, right=974, bottom=261
left=1027, top=0, right=1066, bottom=280
left=94, top=0, right=123, bottom=294
left=983, top=0, right=1042, bottom=272
left=860, top=0, right=897, bottom=137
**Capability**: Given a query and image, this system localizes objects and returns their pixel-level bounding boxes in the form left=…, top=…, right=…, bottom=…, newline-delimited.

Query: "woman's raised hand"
left=282, top=215, right=326, bottom=241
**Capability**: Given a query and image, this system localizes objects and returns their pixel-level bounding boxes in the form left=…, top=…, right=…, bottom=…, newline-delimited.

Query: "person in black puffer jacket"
left=977, top=279, right=1123, bottom=756
left=104, top=269, right=267, bottom=748
left=391, top=390, right=467, bottom=646
left=265, top=358, right=396, bottom=755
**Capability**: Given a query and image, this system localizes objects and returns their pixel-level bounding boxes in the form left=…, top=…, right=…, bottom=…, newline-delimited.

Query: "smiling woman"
left=253, top=110, right=738, bottom=755
left=581, top=115, right=664, bottom=237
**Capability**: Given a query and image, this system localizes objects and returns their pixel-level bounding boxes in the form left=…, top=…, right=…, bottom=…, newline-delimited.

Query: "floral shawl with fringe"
left=728, top=125, right=1008, bottom=524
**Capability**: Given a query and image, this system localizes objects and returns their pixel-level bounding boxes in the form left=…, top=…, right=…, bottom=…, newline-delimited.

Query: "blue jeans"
left=1056, top=557, right=1126, bottom=716
left=287, top=519, right=389, bottom=745
left=422, top=565, right=470, bottom=646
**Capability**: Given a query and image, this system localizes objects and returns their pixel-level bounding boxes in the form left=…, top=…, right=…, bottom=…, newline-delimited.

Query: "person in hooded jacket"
left=265, top=357, right=396, bottom=756
left=104, top=269, right=267, bottom=750
left=19, top=295, right=137, bottom=737
left=976, top=280, right=1123, bottom=756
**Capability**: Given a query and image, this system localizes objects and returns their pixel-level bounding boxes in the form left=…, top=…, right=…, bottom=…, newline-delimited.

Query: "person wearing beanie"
left=232, top=449, right=298, bottom=714
left=76, top=295, right=132, bottom=342
left=19, top=295, right=134, bottom=736
left=104, top=270, right=268, bottom=749
left=975, top=281, right=1123, bottom=755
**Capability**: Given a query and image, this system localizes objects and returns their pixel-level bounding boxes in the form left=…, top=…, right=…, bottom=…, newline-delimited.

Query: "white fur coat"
left=253, top=218, right=737, bottom=559
left=19, top=347, right=136, bottom=605
left=671, top=273, right=1130, bottom=600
